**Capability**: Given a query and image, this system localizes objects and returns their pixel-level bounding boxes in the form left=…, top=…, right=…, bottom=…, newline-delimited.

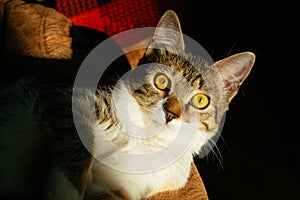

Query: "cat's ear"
left=146, top=10, right=185, bottom=55
left=215, top=52, right=255, bottom=103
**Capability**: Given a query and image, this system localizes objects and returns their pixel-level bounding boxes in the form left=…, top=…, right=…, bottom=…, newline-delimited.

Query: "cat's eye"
left=190, top=94, right=210, bottom=109
left=154, top=74, right=170, bottom=91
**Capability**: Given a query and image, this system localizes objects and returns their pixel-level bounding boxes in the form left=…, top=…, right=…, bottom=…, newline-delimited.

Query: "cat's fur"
left=0, top=10, right=255, bottom=200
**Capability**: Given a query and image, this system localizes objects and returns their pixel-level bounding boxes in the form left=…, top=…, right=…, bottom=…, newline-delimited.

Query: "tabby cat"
left=0, top=10, right=255, bottom=200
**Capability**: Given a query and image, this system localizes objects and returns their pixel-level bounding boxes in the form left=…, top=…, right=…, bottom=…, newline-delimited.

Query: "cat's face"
left=112, top=11, right=255, bottom=156
left=127, top=54, right=225, bottom=134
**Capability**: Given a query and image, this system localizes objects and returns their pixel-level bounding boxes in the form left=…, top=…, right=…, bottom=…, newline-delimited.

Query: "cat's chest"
left=91, top=122, right=192, bottom=198
left=91, top=157, right=191, bottom=199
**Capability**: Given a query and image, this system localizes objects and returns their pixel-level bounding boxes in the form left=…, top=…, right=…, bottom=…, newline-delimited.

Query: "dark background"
left=157, top=0, right=299, bottom=199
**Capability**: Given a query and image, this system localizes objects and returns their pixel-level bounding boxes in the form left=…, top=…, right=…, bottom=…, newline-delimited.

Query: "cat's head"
left=112, top=10, right=255, bottom=156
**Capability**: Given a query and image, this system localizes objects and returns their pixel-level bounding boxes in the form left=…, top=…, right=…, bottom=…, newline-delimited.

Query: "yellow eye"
left=154, top=74, right=170, bottom=90
left=191, top=94, right=210, bottom=109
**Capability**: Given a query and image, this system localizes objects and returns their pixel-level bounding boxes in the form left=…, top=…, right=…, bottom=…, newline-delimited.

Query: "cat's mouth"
left=163, top=96, right=181, bottom=123
left=164, top=108, right=179, bottom=123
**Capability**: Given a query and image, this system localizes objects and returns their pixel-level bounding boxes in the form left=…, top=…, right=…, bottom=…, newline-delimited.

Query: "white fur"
left=89, top=82, right=212, bottom=199
left=112, top=82, right=167, bottom=139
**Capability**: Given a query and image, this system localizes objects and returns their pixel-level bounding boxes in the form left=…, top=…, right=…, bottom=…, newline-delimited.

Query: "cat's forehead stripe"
left=175, top=63, right=205, bottom=90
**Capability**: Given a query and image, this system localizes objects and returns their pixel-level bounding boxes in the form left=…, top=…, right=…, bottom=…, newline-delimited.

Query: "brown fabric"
left=0, top=0, right=9, bottom=31
left=147, top=163, right=208, bottom=200
left=0, top=0, right=209, bottom=199
left=1, top=0, right=72, bottom=59
left=125, top=48, right=147, bottom=68
left=122, top=37, right=151, bottom=68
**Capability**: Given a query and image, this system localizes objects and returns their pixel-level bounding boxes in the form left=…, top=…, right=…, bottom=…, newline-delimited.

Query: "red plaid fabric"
left=55, top=0, right=159, bottom=36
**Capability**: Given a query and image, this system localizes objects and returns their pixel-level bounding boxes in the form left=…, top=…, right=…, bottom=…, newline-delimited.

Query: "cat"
left=0, top=10, right=255, bottom=200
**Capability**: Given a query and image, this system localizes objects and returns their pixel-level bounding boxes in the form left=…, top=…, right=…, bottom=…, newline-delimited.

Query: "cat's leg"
left=42, top=143, right=94, bottom=200
left=42, top=134, right=94, bottom=200
left=0, top=83, right=50, bottom=197
left=43, top=165, right=85, bottom=200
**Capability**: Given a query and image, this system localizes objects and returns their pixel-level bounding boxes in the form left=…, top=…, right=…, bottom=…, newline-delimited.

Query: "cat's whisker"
left=199, top=141, right=214, bottom=162
left=213, top=146, right=224, bottom=170
left=219, top=135, right=232, bottom=155
left=206, top=138, right=224, bottom=170
left=226, top=40, right=238, bottom=57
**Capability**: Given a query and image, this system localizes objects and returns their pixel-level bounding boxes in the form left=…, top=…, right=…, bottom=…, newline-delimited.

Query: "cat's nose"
left=165, top=110, right=178, bottom=123
left=163, top=97, right=181, bottom=123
